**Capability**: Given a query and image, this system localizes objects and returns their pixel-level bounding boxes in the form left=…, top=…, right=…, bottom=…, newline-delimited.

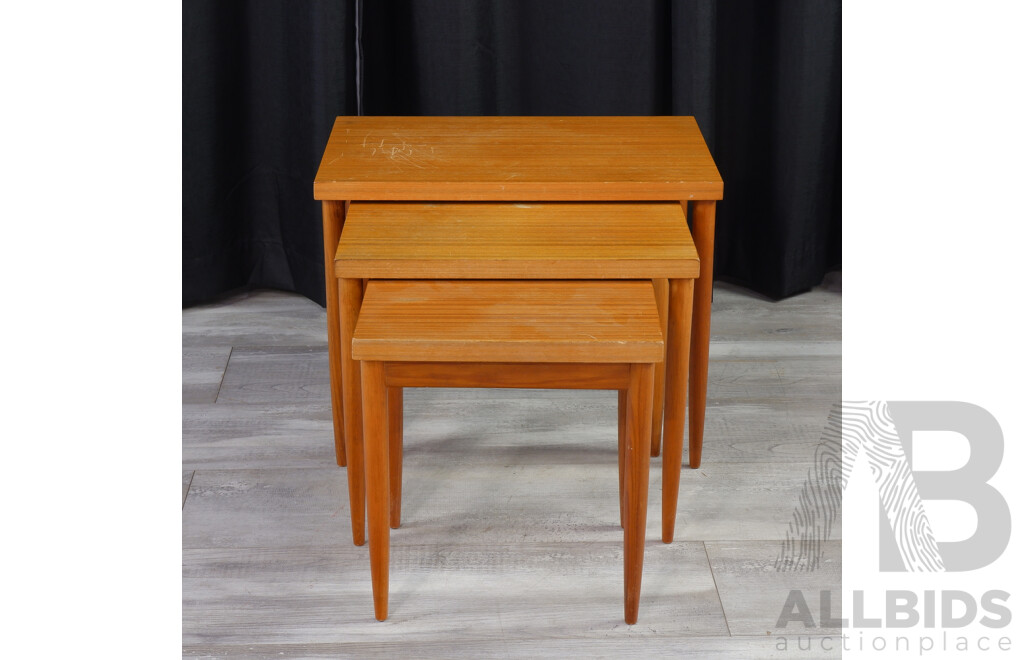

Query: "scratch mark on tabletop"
left=359, top=134, right=444, bottom=169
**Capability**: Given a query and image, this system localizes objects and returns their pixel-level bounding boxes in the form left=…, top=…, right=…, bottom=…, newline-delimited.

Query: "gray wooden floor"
left=183, top=275, right=842, bottom=659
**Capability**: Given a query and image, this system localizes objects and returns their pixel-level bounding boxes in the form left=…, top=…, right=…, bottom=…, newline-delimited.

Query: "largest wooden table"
left=313, top=115, right=723, bottom=489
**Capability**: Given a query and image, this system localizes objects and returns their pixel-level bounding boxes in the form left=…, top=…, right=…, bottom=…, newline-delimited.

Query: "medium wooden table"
left=313, top=116, right=723, bottom=542
left=335, top=201, right=698, bottom=546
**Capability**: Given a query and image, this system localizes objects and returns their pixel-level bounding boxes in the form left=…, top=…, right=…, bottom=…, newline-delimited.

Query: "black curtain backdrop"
left=183, top=0, right=840, bottom=306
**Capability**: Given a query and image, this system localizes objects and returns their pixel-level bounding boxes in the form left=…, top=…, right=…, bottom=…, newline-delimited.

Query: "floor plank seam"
left=183, top=470, right=195, bottom=510
left=212, top=346, right=234, bottom=404
left=702, top=540, right=733, bottom=637
left=677, top=539, right=825, bottom=544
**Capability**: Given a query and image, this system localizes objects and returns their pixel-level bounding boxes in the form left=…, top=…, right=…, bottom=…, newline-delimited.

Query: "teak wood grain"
left=662, top=278, right=695, bottom=542
left=339, top=278, right=366, bottom=546
left=321, top=201, right=347, bottom=466
left=622, top=362, right=655, bottom=624
left=335, top=202, right=698, bottom=279
left=316, top=116, right=721, bottom=470
left=649, top=278, right=670, bottom=457
left=384, top=362, right=630, bottom=390
left=388, top=387, right=402, bottom=530
left=360, top=361, right=390, bottom=621
left=688, top=200, right=716, bottom=468
left=351, top=280, right=664, bottom=364
left=313, top=116, right=722, bottom=201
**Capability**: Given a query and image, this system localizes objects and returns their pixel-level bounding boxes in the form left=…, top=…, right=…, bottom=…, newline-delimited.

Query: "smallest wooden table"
left=353, top=279, right=665, bottom=623
left=334, top=202, right=698, bottom=547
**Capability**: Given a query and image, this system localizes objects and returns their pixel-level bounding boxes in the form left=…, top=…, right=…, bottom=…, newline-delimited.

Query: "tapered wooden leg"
left=361, top=361, right=390, bottom=621
left=339, top=277, right=366, bottom=546
left=618, top=389, right=627, bottom=529
left=624, top=363, right=654, bottom=625
left=322, top=201, right=347, bottom=467
left=689, top=200, right=716, bottom=468
left=662, top=278, right=694, bottom=543
left=650, top=278, right=669, bottom=457
left=388, top=387, right=403, bottom=529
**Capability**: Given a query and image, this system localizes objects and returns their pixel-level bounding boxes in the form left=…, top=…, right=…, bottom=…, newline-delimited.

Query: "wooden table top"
left=314, top=116, right=722, bottom=201
left=352, top=280, right=664, bottom=364
left=335, top=202, right=699, bottom=279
